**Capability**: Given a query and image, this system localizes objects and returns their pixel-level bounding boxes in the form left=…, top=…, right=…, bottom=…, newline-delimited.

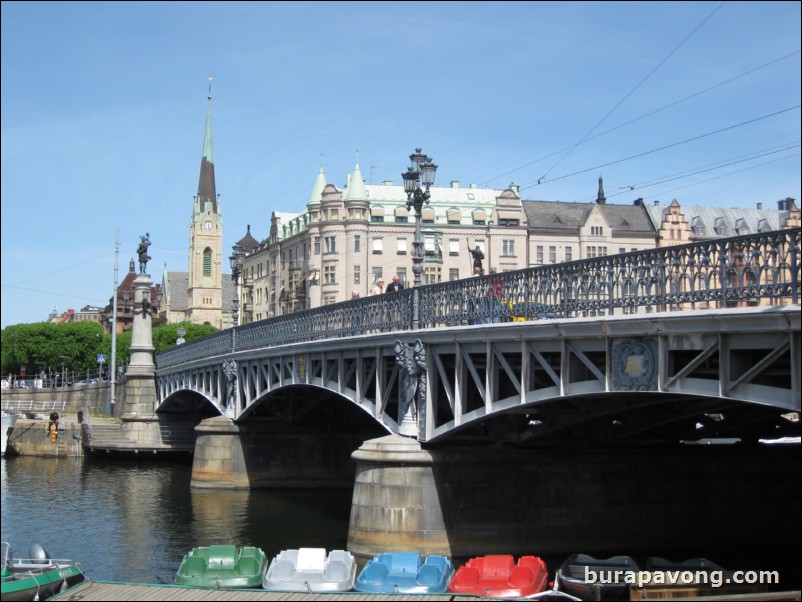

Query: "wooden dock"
left=50, top=581, right=802, bottom=601
left=51, top=580, right=486, bottom=601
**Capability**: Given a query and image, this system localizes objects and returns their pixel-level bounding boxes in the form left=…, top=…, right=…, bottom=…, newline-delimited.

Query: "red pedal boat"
left=448, top=554, right=549, bottom=598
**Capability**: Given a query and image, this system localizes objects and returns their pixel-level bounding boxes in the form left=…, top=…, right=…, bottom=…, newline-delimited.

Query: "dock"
left=51, top=581, right=485, bottom=601
left=51, top=581, right=802, bottom=601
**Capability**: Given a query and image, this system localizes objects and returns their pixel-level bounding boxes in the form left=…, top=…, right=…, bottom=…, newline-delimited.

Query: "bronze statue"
left=469, top=243, right=485, bottom=275
left=137, top=233, right=152, bottom=274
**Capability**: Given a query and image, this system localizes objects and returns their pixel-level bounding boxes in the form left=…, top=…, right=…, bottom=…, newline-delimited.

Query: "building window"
left=371, top=215, right=385, bottom=223
left=354, top=234, right=361, bottom=253
left=324, top=236, right=336, bottom=253
left=372, top=238, right=383, bottom=254
left=397, top=268, right=407, bottom=285
left=565, top=247, right=573, bottom=262
left=536, top=245, right=543, bottom=264
left=549, top=246, right=556, bottom=263
left=449, top=268, right=460, bottom=281
left=354, top=265, right=361, bottom=284
left=499, top=218, right=519, bottom=226
left=424, top=266, right=441, bottom=284
left=203, top=248, right=212, bottom=277
left=372, top=267, right=383, bottom=285
left=324, top=264, right=336, bottom=285
left=449, top=239, right=460, bottom=256
left=502, top=239, right=515, bottom=257
left=397, top=238, right=407, bottom=254
left=591, top=226, right=603, bottom=236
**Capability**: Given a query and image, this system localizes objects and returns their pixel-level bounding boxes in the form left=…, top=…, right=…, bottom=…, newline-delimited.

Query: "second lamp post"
left=402, top=149, right=437, bottom=288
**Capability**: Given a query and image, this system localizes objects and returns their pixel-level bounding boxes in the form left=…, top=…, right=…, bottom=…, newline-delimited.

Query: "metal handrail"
left=156, top=228, right=800, bottom=370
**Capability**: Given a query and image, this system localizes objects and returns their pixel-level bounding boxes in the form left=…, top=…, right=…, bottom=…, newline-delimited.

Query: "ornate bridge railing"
left=157, top=228, right=799, bottom=370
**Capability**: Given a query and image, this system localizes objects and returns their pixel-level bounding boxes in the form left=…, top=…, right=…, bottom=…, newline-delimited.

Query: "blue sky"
left=2, top=1, right=800, bottom=328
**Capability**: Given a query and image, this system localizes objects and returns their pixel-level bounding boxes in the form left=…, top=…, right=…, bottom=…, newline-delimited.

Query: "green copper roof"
left=202, top=101, right=214, bottom=164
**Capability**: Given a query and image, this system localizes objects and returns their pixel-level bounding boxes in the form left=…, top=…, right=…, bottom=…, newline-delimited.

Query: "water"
left=0, top=456, right=352, bottom=584
left=2, top=454, right=800, bottom=590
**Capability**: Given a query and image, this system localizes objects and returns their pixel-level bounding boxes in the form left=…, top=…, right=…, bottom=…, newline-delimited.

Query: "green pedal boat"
left=175, top=545, right=267, bottom=588
left=1, top=542, right=86, bottom=602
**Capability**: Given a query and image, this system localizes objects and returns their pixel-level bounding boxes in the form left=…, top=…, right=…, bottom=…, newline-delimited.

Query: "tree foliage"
left=1, top=321, right=218, bottom=377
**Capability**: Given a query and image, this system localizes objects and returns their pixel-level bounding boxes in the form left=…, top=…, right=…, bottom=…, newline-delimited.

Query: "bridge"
left=155, top=228, right=800, bottom=446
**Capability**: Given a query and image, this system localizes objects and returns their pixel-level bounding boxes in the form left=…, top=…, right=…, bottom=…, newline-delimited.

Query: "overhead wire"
left=519, top=105, right=801, bottom=191
left=481, top=48, right=800, bottom=188
left=535, top=1, right=727, bottom=184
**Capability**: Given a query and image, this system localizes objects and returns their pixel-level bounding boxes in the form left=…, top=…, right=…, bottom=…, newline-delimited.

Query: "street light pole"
left=229, top=244, right=244, bottom=327
left=402, top=149, right=437, bottom=289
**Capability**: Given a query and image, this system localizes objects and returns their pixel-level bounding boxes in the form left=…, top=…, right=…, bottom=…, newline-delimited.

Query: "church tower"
left=186, top=83, right=224, bottom=327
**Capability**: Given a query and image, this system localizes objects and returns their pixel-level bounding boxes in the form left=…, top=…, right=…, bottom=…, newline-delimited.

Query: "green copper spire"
left=196, top=79, right=217, bottom=215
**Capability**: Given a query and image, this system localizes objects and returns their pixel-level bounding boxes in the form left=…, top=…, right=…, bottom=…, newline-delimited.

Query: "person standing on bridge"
left=385, top=275, right=404, bottom=293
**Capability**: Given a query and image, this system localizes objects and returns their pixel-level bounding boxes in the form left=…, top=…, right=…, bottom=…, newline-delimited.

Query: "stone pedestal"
left=122, top=274, right=157, bottom=417
left=347, top=434, right=449, bottom=560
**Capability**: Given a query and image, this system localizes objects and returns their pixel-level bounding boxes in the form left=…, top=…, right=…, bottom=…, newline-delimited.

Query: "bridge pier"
left=348, top=436, right=800, bottom=563
left=191, top=416, right=381, bottom=489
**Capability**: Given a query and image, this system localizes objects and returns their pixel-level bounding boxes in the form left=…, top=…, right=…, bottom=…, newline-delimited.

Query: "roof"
left=522, top=200, right=656, bottom=237
left=645, top=203, right=783, bottom=234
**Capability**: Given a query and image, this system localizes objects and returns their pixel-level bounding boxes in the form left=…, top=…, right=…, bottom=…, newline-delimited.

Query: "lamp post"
left=229, top=244, right=244, bottom=326
left=402, top=149, right=437, bottom=288
left=176, top=326, right=186, bottom=345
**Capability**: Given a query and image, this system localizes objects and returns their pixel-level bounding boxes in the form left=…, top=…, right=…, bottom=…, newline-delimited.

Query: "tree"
left=1, top=321, right=218, bottom=378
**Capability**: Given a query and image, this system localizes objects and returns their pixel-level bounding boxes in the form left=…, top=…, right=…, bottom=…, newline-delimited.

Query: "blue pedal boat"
left=355, top=552, right=455, bottom=594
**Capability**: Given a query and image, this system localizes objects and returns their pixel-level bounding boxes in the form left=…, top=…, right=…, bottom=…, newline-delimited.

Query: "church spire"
left=596, top=175, right=606, bottom=205
left=197, top=78, right=217, bottom=215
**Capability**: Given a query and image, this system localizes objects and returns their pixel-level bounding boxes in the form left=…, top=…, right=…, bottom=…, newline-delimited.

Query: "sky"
left=1, top=1, right=800, bottom=328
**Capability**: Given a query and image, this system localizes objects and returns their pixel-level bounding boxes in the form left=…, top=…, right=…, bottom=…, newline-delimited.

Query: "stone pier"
left=347, top=435, right=801, bottom=562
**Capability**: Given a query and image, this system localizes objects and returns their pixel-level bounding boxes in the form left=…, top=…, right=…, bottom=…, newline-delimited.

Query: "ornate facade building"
left=231, top=156, right=798, bottom=325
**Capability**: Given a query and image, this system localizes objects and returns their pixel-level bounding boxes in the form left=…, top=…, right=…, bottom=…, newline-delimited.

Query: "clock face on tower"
left=203, top=220, right=214, bottom=231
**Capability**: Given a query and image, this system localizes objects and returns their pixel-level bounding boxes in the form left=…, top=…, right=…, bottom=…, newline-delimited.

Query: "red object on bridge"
left=448, top=554, right=549, bottom=598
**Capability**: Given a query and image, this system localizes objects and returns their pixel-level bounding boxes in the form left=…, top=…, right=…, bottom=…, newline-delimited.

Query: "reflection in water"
left=1, top=457, right=352, bottom=583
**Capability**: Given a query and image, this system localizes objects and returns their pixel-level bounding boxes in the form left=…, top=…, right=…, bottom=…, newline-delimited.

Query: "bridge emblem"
left=612, top=338, right=658, bottom=391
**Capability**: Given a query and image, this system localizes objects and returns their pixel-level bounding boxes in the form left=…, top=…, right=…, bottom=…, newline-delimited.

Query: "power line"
left=520, top=105, right=801, bottom=190
left=536, top=1, right=726, bottom=183
left=641, top=152, right=801, bottom=201
left=481, top=46, right=799, bottom=188
left=595, top=143, right=800, bottom=201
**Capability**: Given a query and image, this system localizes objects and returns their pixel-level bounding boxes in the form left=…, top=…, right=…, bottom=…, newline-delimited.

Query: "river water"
left=2, top=454, right=800, bottom=591
left=0, top=456, right=352, bottom=584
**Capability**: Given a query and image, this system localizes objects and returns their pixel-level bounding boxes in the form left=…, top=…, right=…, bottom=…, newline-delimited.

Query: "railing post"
left=790, top=230, right=799, bottom=305
left=412, top=288, right=420, bottom=330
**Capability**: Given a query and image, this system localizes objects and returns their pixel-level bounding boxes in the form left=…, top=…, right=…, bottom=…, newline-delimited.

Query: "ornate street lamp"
left=229, top=244, right=244, bottom=326
left=402, top=148, right=437, bottom=288
left=176, top=326, right=186, bottom=345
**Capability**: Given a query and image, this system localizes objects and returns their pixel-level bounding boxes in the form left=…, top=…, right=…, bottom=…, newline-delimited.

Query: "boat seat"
left=181, top=556, right=207, bottom=576
left=324, top=560, right=349, bottom=582
left=389, top=553, right=420, bottom=576
left=417, top=563, right=442, bottom=586
left=361, top=563, right=389, bottom=582
left=509, top=565, right=534, bottom=588
left=208, top=545, right=236, bottom=567
left=236, top=557, right=259, bottom=576
left=270, top=559, right=296, bottom=581
left=297, top=548, right=326, bottom=571
left=481, top=555, right=514, bottom=579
